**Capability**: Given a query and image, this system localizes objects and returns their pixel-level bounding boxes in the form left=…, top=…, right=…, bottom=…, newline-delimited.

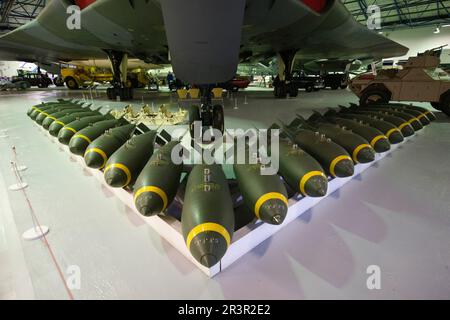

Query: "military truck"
left=11, top=71, right=53, bottom=88
left=350, top=47, right=450, bottom=116
left=291, top=71, right=325, bottom=92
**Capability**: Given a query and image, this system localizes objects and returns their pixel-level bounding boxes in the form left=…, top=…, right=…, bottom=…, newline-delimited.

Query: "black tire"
left=331, top=84, right=339, bottom=90
left=65, top=77, right=79, bottom=90
left=274, top=83, right=287, bottom=98
left=360, top=87, right=390, bottom=106
left=105, top=87, right=133, bottom=101
left=313, top=88, right=320, bottom=92
left=212, top=105, right=224, bottom=133
left=439, top=92, right=450, bottom=117
left=189, top=105, right=201, bottom=138
left=231, top=86, right=239, bottom=92
left=273, top=85, right=279, bottom=97
left=340, top=84, right=348, bottom=89
left=289, top=85, right=298, bottom=97
left=305, top=84, right=313, bottom=93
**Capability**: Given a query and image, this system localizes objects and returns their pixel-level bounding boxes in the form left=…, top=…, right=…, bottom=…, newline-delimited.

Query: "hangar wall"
left=384, top=26, right=450, bottom=63
left=0, top=61, right=37, bottom=78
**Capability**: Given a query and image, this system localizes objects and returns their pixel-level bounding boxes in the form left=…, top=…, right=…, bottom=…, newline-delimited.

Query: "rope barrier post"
left=22, top=225, right=50, bottom=241
left=9, top=161, right=28, bottom=191
left=8, top=149, right=72, bottom=299
left=11, top=146, right=27, bottom=171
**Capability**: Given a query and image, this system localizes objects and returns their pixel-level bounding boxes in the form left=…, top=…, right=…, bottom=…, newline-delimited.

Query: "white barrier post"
left=9, top=161, right=28, bottom=191
left=11, top=146, right=27, bottom=172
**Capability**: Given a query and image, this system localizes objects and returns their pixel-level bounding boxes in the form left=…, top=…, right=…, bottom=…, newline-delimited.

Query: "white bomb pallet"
left=35, top=123, right=418, bottom=277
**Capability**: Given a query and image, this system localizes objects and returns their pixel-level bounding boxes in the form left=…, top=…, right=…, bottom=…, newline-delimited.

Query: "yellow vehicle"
left=62, top=66, right=153, bottom=90
left=126, top=68, right=152, bottom=89
left=61, top=66, right=112, bottom=89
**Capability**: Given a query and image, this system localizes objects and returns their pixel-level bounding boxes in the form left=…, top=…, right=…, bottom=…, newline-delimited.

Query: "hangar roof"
left=0, top=0, right=46, bottom=31
left=0, top=0, right=449, bottom=32
left=342, top=0, right=450, bottom=30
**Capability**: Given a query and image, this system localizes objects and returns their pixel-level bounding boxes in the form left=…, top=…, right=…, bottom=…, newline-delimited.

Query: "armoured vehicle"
left=350, top=47, right=450, bottom=116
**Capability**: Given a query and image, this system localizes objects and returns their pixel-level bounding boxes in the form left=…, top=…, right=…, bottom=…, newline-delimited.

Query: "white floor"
left=0, top=87, right=449, bottom=299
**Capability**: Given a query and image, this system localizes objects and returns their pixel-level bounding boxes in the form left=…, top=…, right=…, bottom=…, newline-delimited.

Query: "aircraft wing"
left=0, top=0, right=168, bottom=63
left=241, top=0, right=408, bottom=63
left=0, top=0, right=408, bottom=82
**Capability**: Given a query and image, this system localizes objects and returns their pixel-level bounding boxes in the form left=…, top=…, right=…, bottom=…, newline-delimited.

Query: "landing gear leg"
left=274, top=50, right=298, bottom=99
left=188, top=86, right=225, bottom=141
left=104, top=50, right=133, bottom=101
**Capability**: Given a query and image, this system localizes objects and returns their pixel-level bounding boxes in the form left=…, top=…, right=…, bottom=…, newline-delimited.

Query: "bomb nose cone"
left=58, top=130, right=75, bottom=145
left=135, top=193, right=164, bottom=217
left=42, top=119, right=53, bottom=130
left=303, top=175, right=328, bottom=197
left=69, top=138, right=89, bottom=156
left=400, top=125, right=414, bottom=137
left=258, top=198, right=288, bottom=225
left=418, top=116, right=430, bottom=126
left=410, top=120, right=423, bottom=131
left=373, top=138, right=391, bottom=153
left=84, top=152, right=105, bottom=169
left=36, top=115, right=46, bottom=125
left=426, top=111, right=436, bottom=121
left=200, top=254, right=218, bottom=268
left=333, top=159, right=354, bottom=178
left=188, top=232, right=228, bottom=268
left=356, top=146, right=376, bottom=164
left=389, top=131, right=404, bottom=144
left=104, top=167, right=128, bottom=188
left=49, top=123, right=64, bottom=137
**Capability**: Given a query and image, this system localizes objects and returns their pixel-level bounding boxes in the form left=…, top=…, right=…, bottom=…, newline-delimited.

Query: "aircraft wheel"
left=289, top=85, right=299, bottom=97
left=212, top=105, right=225, bottom=134
left=189, top=105, right=201, bottom=138
left=274, top=83, right=287, bottom=98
